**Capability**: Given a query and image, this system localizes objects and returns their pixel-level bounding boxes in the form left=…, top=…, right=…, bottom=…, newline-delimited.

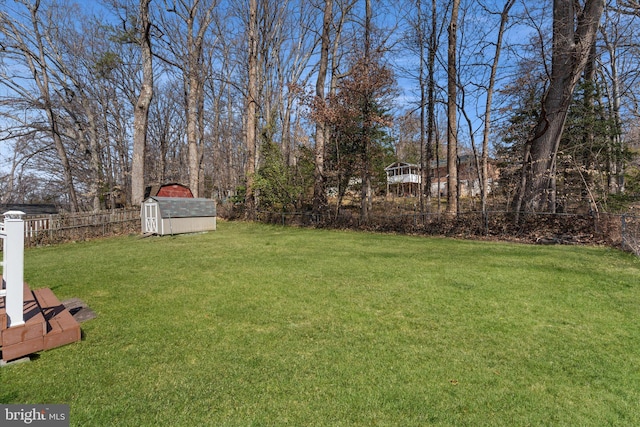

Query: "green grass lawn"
left=2, top=220, right=640, bottom=426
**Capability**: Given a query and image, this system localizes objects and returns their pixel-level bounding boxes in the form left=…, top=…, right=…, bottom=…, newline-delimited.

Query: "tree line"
left=0, top=0, right=638, bottom=220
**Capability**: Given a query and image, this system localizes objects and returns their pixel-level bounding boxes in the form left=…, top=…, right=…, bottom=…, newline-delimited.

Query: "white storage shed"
left=141, top=197, right=216, bottom=236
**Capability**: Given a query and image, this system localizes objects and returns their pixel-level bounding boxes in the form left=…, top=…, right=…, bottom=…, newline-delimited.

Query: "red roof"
left=148, top=183, right=194, bottom=198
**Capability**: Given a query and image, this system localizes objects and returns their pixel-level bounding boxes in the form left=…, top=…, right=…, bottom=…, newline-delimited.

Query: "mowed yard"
left=2, top=221, right=640, bottom=426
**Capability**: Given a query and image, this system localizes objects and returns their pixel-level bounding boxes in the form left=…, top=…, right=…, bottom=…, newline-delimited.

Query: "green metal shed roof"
left=145, top=197, right=216, bottom=218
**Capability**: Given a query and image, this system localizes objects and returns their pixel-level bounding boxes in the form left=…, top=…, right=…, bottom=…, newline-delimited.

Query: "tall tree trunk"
left=517, top=0, right=604, bottom=213
left=87, top=109, right=103, bottom=211
left=360, top=0, right=372, bottom=223
left=481, top=0, right=515, bottom=214
left=245, top=0, right=259, bottom=219
left=71, top=103, right=103, bottom=211
left=227, top=81, right=235, bottom=196
left=182, top=2, right=215, bottom=198
left=187, top=73, right=204, bottom=197
left=581, top=42, right=598, bottom=211
left=427, top=0, right=437, bottom=209
left=600, top=13, right=623, bottom=194
left=313, top=0, right=333, bottom=216
left=416, top=0, right=427, bottom=212
left=435, top=118, right=442, bottom=212
left=446, top=0, right=460, bottom=215
left=131, top=0, right=153, bottom=206
left=327, top=0, right=353, bottom=218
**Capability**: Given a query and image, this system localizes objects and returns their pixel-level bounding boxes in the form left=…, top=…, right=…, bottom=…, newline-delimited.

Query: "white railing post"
left=3, top=210, right=25, bottom=327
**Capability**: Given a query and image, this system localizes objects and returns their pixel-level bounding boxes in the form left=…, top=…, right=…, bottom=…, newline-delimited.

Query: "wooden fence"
left=4, top=206, right=640, bottom=256
left=1, top=209, right=141, bottom=248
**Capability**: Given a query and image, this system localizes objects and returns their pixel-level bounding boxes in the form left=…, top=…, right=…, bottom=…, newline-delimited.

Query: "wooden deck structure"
left=0, top=277, right=81, bottom=362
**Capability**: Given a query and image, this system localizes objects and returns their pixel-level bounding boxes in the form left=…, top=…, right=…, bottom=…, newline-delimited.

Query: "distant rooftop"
left=0, top=204, right=58, bottom=216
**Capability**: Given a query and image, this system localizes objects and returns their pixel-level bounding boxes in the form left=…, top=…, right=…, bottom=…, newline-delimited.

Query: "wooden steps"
left=35, top=288, right=82, bottom=352
left=1, top=280, right=81, bottom=362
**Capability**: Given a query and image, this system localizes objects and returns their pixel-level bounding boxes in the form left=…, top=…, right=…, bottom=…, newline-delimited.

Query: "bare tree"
left=313, top=0, right=333, bottom=215
left=245, top=0, right=259, bottom=219
left=360, top=0, right=373, bottom=222
left=50, top=13, right=116, bottom=211
left=601, top=0, right=640, bottom=194
left=155, top=0, right=218, bottom=198
left=516, top=0, right=605, bottom=213
left=281, top=7, right=316, bottom=166
left=479, top=0, right=515, bottom=214
left=100, top=40, right=139, bottom=207
left=408, top=0, right=430, bottom=211
left=147, top=81, right=188, bottom=185
left=427, top=0, right=439, bottom=210
left=204, top=34, right=244, bottom=200
left=131, top=0, right=154, bottom=206
left=446, top=0, right=460, bottom=215
left=0, top=0, right=80, bottom=211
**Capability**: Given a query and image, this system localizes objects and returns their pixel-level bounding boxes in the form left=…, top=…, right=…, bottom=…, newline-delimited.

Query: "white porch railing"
left=0, top=211, right=25, bottom=327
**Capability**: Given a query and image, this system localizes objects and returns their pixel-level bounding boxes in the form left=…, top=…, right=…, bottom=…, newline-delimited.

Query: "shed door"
left=144, top=203, right=159, bottom=234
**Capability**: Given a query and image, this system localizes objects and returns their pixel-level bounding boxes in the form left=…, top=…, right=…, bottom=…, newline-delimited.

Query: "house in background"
left=0, top=204, right=58, bottom=216
left=384, top=162, right=422, bottom=197
left=385, top=156, right=499, bottom=198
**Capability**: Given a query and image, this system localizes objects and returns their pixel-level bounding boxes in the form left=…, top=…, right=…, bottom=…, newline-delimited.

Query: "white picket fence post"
left=1, top=211, right=25, bottom=327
